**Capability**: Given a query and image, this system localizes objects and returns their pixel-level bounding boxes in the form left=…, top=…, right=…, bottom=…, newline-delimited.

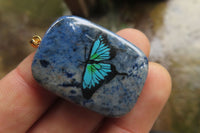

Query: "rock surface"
left=32, top=16, right=148, bottom=117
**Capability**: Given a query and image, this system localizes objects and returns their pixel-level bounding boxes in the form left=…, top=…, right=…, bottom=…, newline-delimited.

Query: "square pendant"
left=32, top=16, right=148, bottom=117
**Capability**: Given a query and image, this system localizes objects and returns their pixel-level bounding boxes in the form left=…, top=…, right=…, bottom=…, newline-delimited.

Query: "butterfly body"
left=81, top=34, right=127, bottom=99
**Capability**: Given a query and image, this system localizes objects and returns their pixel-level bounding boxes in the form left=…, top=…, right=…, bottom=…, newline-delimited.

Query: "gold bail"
left=30, top=35, right=42, bottom=48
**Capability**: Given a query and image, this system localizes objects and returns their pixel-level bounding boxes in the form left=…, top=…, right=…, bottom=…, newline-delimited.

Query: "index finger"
left=117, top=28, right=150, bottom=57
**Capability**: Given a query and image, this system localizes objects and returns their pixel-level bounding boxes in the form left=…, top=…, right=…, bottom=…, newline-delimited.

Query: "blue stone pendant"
left=32, top=16, right=148, bottom=117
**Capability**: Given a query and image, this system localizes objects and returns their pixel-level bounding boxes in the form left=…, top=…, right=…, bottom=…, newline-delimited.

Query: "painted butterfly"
left=81, top=34, right=127, bottom=99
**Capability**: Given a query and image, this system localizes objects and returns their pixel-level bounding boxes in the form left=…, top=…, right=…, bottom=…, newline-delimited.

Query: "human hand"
left=0, top=29, right=171, bottom=133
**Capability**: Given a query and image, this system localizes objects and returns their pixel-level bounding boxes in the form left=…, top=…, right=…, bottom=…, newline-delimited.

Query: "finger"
left=0, top=53, right=57, bottom=133
left=117, top=28, right=150, bottom=57
left=28, top=28, right=151, bottom=133
left=28, top=99, right=103, bottom=133
left=97, top=62, right=172, bottom=133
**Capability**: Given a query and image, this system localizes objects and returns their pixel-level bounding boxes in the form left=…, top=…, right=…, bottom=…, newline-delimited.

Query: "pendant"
left=31, top=16, right=148, bottom=117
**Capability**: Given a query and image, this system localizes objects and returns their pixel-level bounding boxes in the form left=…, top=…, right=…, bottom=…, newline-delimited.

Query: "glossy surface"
left=32, top=16, right=148, bottom=116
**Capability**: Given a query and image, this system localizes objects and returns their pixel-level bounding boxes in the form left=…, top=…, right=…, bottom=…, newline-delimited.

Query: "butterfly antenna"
left=118, top=72, right=128, bottom=76
left=117, top=72, right=128, bottom=80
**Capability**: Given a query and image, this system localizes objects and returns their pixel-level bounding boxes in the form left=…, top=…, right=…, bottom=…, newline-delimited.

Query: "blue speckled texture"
left=32, top=16, right=148, bottom=117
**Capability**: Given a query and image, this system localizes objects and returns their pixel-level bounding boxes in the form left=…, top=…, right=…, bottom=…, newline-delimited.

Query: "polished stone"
left=32, top=16, right=148, bottom=117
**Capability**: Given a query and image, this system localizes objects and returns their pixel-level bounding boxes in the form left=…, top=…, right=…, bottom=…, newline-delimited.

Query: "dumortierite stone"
left=32, top=16, right=148, bottom=117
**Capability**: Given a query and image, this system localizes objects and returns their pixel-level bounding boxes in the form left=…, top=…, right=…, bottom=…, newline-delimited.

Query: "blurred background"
left=0, top=0, right=200, bottom=132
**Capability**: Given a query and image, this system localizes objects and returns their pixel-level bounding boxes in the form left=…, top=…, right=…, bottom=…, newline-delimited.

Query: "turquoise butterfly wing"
left=82, top=63, right=112, bottom=89
left=89, top=35, right=111, bottom=61
left=82, top=35, right=117, bottom=99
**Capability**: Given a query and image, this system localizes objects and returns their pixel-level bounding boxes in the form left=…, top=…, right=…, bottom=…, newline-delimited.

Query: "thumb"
left=0, top=52, right=56, bottom=133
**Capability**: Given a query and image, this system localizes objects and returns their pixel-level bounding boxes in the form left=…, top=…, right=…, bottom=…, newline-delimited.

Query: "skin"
left=0, top=28, right=171, bottom=133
